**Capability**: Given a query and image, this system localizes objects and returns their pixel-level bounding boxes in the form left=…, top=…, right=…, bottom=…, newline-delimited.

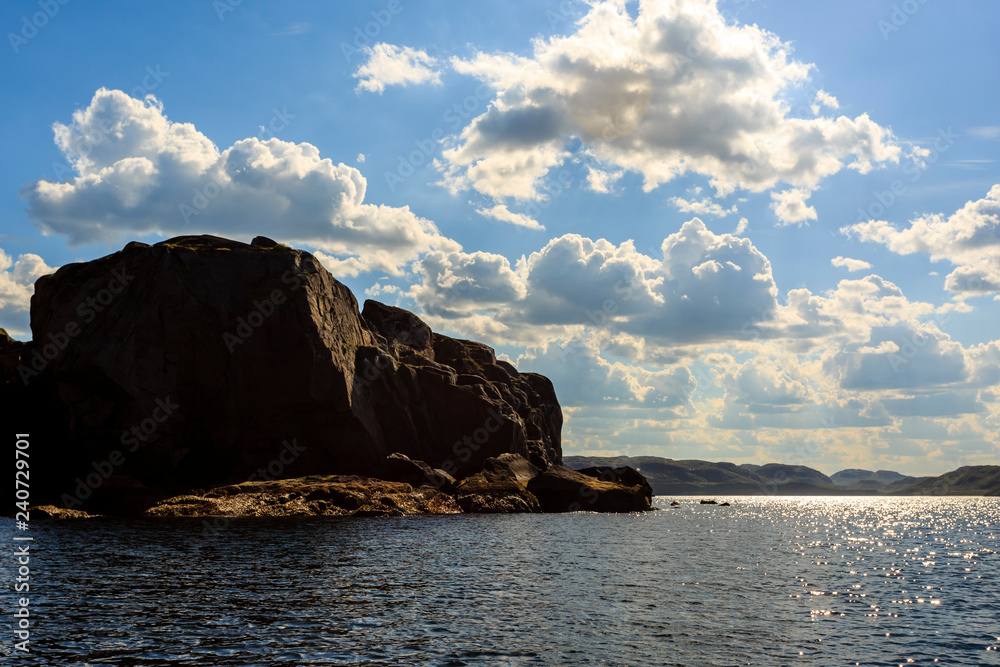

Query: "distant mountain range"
left=564, top=456, right=1000, bottom=497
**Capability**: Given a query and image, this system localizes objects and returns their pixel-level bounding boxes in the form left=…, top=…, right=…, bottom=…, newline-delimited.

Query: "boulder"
left=454, top=455, right=542, bottom=513
left=527, top=465, right=652, bottom=513
left=362, top=300, right=433, bottom=356
left=9, top=236, right=562, bottom=512
left=577, top=465, right=653, bottom=504
left=382, top=452, right=456, bottom=491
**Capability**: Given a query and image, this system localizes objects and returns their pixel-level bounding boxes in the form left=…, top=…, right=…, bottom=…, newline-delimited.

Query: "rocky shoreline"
left=28, top=454, right=652, bottom=519
left=5, top=235, right=652, bottom=517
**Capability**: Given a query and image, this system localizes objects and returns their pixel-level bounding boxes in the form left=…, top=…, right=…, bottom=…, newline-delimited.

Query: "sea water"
left=2, top=496, right=998, bottom=665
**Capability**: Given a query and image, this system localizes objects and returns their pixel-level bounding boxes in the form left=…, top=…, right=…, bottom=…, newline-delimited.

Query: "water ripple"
left=1, top=497, right=997, bottom=665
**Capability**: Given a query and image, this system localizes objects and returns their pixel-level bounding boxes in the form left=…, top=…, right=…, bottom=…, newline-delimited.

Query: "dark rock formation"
left=146, top=475, right=461, bottom=517
left=454, top=454, right=542, bottom=513
left=527, top=465, right=651, bottom=513
left=7, top=235, right=562, bottom=513
left=577, top=465, right=653, bottom=504
left=382, top=452, right=456, bottom=491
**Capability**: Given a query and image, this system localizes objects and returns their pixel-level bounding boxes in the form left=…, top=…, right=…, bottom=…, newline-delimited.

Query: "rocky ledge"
left=5, top=235, right=651, bottom=515
left=145, top=452, right=651, bottom=517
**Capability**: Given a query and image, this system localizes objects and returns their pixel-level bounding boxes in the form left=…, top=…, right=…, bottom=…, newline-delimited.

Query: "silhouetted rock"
left=700, top=499, right=717, bottom=505
left=382, top=452, right=456, bottom=491
left=527, top=465, right=651, bottom=512
left=8, top=235, right=562, bottom=513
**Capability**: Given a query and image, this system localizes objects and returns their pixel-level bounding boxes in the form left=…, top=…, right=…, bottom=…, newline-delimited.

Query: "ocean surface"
left=2, top=496, right=998, bottom=666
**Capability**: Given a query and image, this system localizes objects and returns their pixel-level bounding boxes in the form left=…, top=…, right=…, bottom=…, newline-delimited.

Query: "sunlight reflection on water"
left=1, top=496, right=997, bottom=665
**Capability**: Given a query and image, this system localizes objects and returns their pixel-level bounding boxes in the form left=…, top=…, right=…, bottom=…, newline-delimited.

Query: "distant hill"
left=564, top=457, right=1000, bottom=497
left=830, top=469, right=914, bottom=493
left=886, top=466, right=1000, bottom=496
left=564, top=456, right=843, bottom=496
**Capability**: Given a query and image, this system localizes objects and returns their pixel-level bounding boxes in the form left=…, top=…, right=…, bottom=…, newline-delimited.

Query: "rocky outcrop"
left=142, top=454, right=652, bottom=517
left=29, top=505, right=97, bottom=520
left=382, top=452, right=456, bottom=491
left=527, top=465, right=651, bottom=513
left=145, top=475, right=461, bottom=518
left=577, top=465, right=653, bottom=505
left=8, top=235, right=563, bottom=512
left=454, top=454, right=542, bottom=513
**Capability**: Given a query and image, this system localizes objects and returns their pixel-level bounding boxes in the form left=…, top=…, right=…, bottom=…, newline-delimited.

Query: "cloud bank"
left=23, top=89, right=459, bottom=275
left=430, top=0, right=904, bottom=218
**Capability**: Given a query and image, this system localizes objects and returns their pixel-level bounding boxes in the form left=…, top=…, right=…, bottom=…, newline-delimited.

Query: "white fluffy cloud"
left=0, top=248, right=56, bottom=331
left=811, top=90, right=839, bottom=115
left=22, top=89, right=459, bottom=275
left=770, top=188, right=818, bottom=226
left=353, top=43, right=442, bottom=93
left=831, top=256, right=872, bottom=272
left=475, top=203, right=544, bottom=230
left=415, top=217, right=777, bottom=347
left=517, top=335, right=696, bottom=408
left=843, top=184, right=1000, bottom=296
left=669, top=195, right=738, bottom=218
left=436, top=0, right=904, bottom=208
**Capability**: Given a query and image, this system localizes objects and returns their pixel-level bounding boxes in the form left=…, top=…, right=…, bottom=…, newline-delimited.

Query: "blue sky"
left=2, top=0, right=998, bottom=474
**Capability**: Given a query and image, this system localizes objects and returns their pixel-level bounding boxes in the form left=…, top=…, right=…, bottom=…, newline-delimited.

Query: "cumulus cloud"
left=516, top=335, right=696, bottom=408
left=22, top=89, right=459, bottom=275
left=437, top=0, right=904, bottom=207
left=414, top=217, right=778, bottom=347
left=811, top=89, right=839, bottom=115
left=353, top=43, right=441, bottom=93
left=475, top=203, right=545, bottom=230
left=411, top=249, right=527, bottom=319
left=585, top=165, right=624, bottom=194
left=669, top=196, right=738, bottom=218
left=770, top=188, right=818, bottom=226
left=831, top=256, right=872, bottom=272
left=843, top=184, right=1000, bottom=296
left=0, top=247, right=56, bottom=330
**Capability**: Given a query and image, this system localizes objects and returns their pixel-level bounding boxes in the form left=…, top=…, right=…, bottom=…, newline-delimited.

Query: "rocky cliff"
left=5, top=235, right=565, bottom=512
